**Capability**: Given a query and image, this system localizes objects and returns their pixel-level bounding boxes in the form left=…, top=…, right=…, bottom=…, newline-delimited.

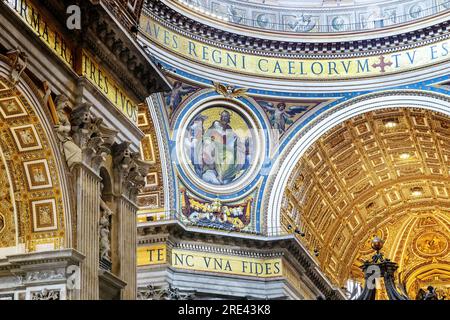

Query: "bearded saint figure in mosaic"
left=185, top=108, right=252, bottom=185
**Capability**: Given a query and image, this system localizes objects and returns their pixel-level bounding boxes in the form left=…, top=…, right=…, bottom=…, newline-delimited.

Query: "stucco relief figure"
left=227, top=5, right=244, bottom=23
left=99, top=195, right=112, bottom=261
left=284, top=14, right=316, bottom=32
left=32, top=167, right=46, bottom=182
left=185, top=109, right=252, bottom=185
left=19, top=129, right=34, bottom=144
left=54, top=95, right=81, bottom=168
left=31, top=288, right=60, bottom=300
left=38, top=207, right=52, bottom=225
left=415, top=232, right=448, bottom=256
left=6, top=48, right=28, bottom=87
left=5, top=101, right=19, bottom=113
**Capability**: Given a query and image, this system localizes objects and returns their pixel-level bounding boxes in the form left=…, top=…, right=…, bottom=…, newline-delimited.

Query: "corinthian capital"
left=70, top=102, right=95, bottom=148
left=112, top=143, right=150, bottom=200
left=70, top=102, right=116, bottom=170
left=112, top=141, right=133, bottom=175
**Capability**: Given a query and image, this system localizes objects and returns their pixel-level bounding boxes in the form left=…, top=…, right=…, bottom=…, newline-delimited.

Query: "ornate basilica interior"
left=0, top=0, right=449, bottom=300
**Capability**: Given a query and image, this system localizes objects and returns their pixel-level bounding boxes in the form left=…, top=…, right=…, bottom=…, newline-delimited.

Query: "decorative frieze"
left=137, top=284, right=195, bottom=300
left=30, top=288, right=61, bottom=300
left=25, top=270, right=65, bottom=282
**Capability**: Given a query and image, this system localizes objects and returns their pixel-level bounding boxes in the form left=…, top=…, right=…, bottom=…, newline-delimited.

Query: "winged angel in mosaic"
left=258, top=101, right=308, bottom=134
left=165, top=81, right=197, bottom=112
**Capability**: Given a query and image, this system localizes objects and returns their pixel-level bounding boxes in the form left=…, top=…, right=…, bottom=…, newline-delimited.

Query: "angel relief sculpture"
left=53, top=95, right=82, bottom=168
left=258, top=101, right=308, bottom=134
left=99, top=184, right=112, bottom=262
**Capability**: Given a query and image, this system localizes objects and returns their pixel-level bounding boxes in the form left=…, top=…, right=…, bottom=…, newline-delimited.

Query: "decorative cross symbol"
left=372, top=56, right=393, bottom=73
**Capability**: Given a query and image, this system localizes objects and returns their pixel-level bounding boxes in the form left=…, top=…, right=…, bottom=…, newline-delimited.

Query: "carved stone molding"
left=30, top=288, right=61, bottom=300
left=137, top=284, right=196, bottom=300
left=5, top=48, right=28, bottom=88
left=25, top=270, right=66, bottom=283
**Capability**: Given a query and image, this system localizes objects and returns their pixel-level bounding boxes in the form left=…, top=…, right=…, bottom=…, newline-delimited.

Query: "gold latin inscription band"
left=137, top=244, right=167, bottom=266
left=81, top=50, right=139, bottom=124
left=6, top=0, right=75, bottom=68
left=137, top=245, right=283, bottom=278
left=140, top=14, right=450, bottom=80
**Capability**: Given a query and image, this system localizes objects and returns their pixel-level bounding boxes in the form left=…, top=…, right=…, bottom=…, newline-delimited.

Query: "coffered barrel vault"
left=282, top=108, right=450, bottom=297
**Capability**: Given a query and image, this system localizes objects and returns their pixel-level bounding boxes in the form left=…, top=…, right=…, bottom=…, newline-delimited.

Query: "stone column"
left=68, top=102, right=113, bottom=300
left=73, top=163, right=102, bottom=299
left=112, top=142, right=149, bottom=300
left=116, top=195, right=138, bottom=299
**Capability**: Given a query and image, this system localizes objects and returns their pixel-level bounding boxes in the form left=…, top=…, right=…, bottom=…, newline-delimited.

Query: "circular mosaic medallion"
left=178, top=99, right=264, bottom=195
left=414, top=232, right=448, bottom=258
